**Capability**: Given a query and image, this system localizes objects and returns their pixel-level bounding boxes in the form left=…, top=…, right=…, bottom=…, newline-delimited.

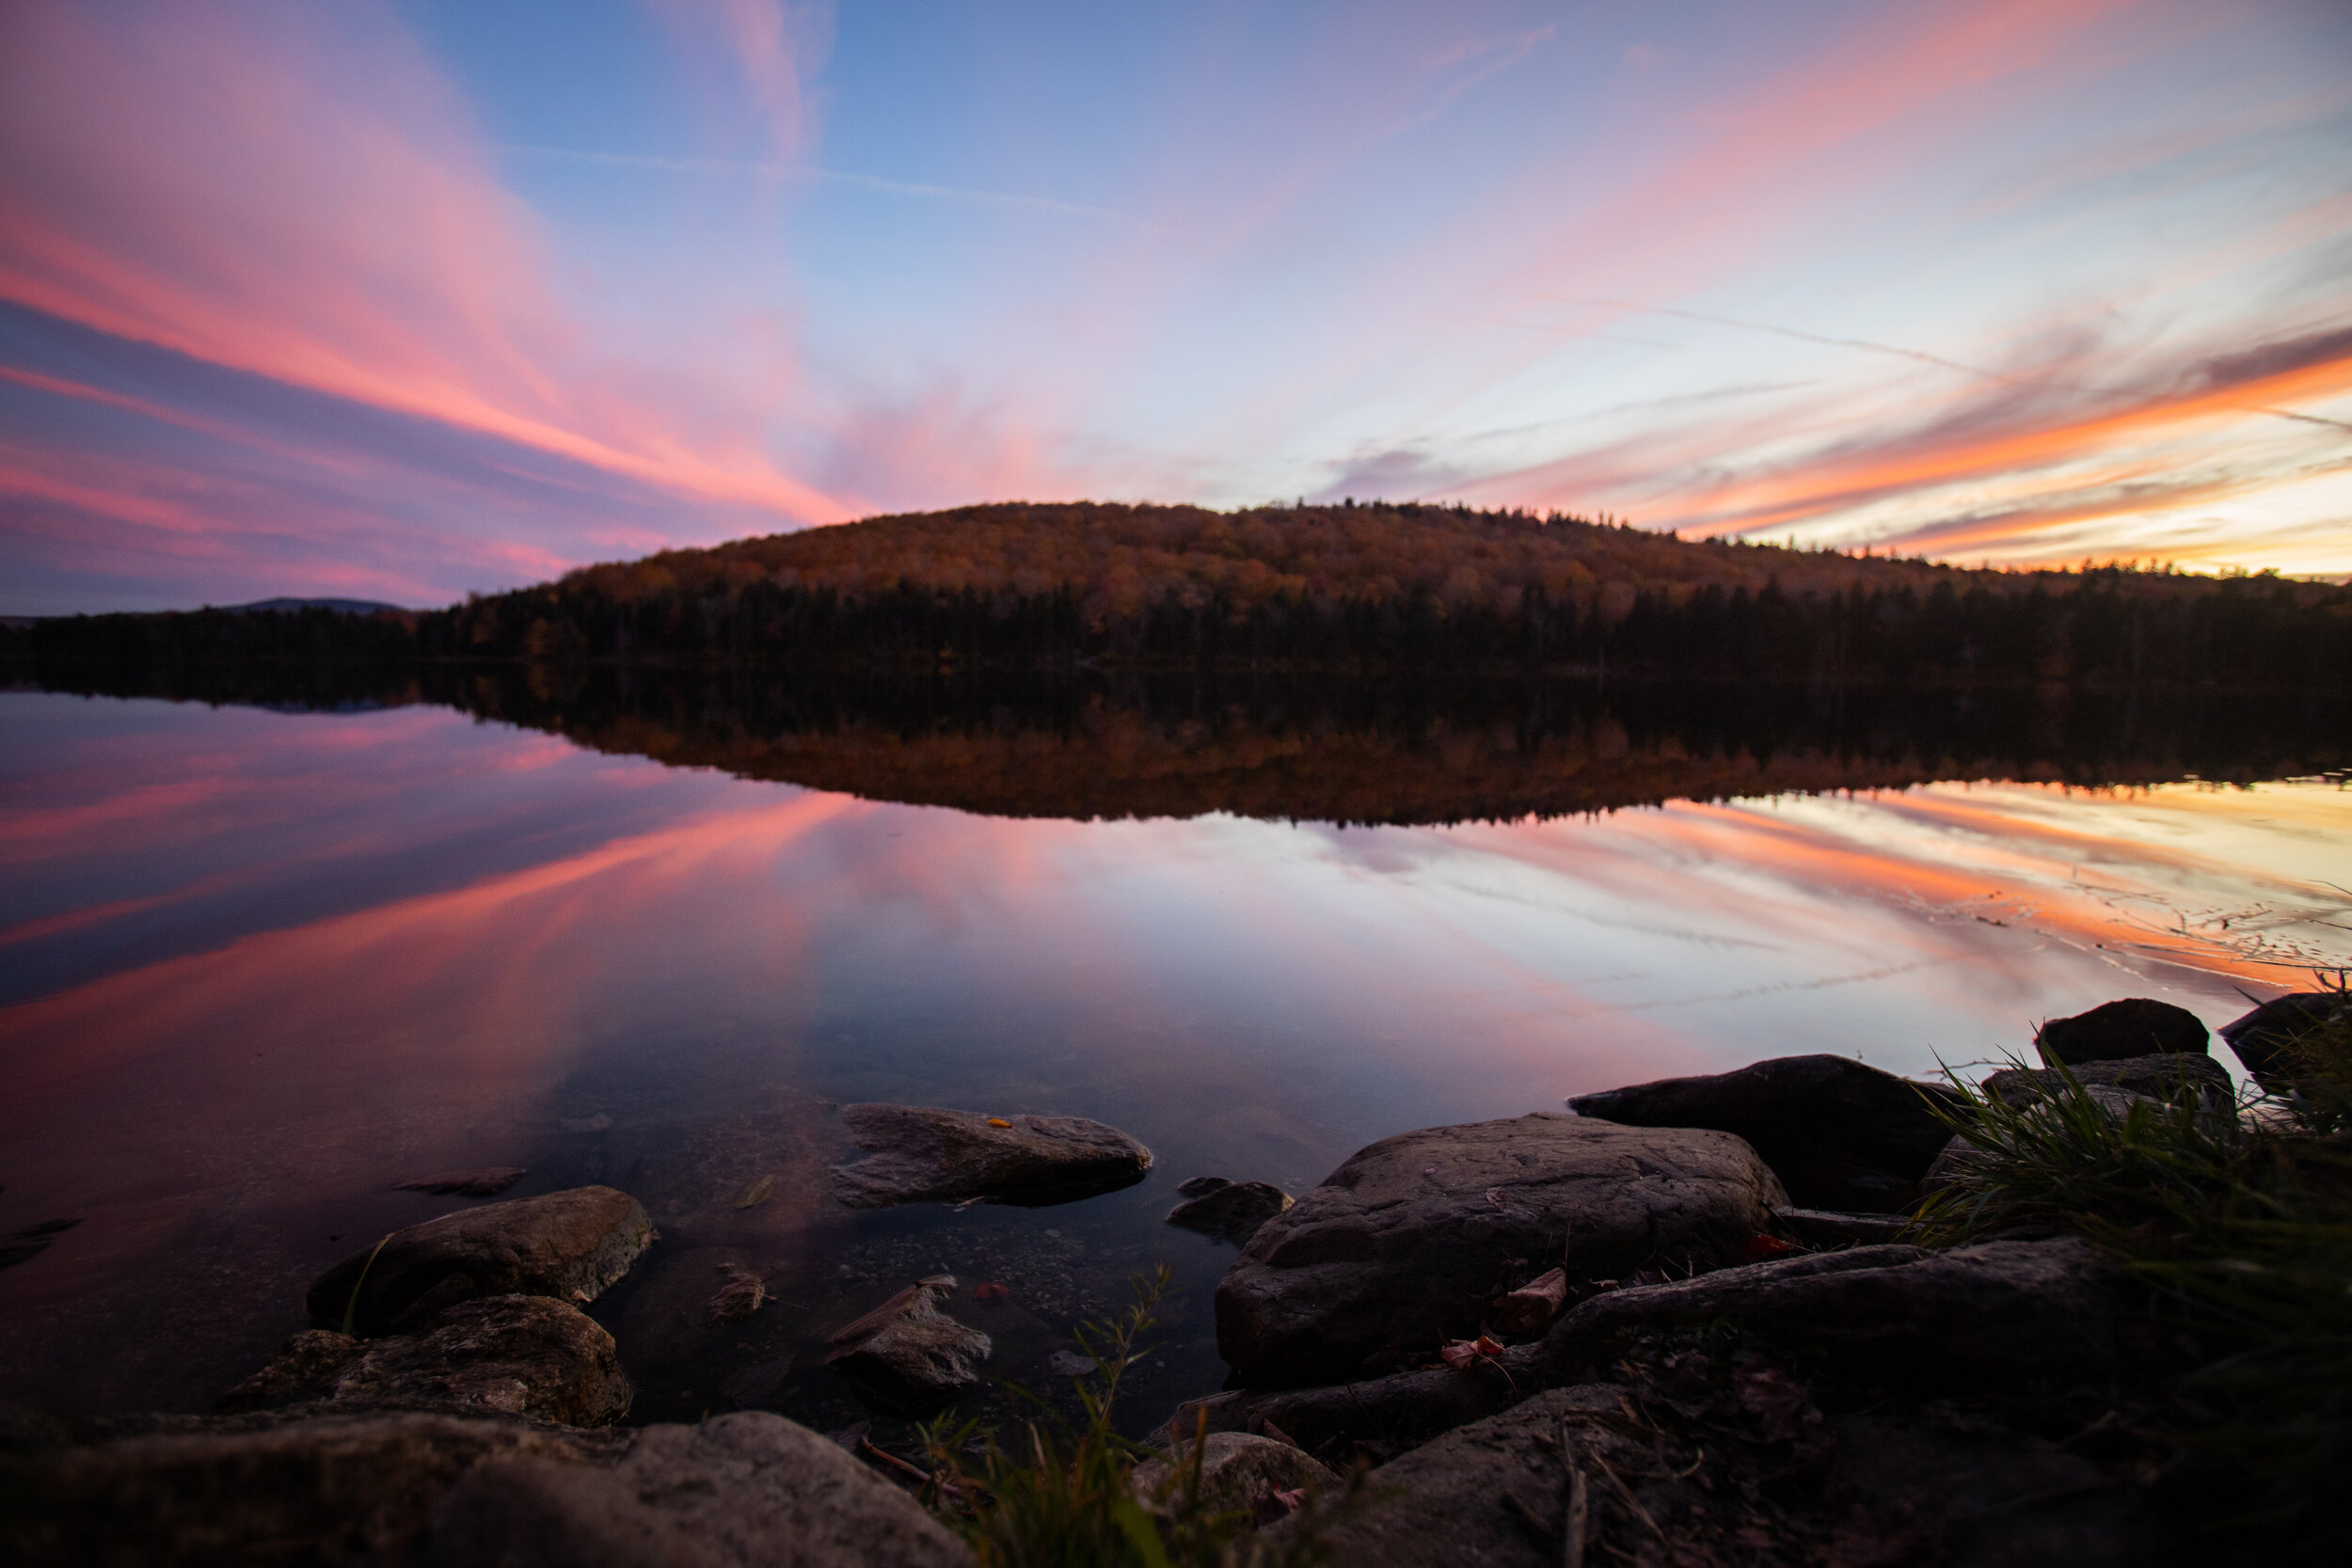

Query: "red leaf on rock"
left=1745, top=1233, right=1799, bottom=1259
left=972, top=1282, right=1011, bottom=1300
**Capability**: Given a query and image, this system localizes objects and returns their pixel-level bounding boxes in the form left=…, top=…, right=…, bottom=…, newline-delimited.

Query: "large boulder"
left=831, top=1104, right=1152, bottom=1208
left=825, top=1277, right=993, bottom=1417
left=2036, top=997, right=2208, bottom=1065
left=1566, top=1053, right=1962, bottom=1212
left=307, top=1187, right=654, bottom=1337
left=1215, top=1115, right=1785, bottom=1387
left=1538, top=1236, right=2136, bottom=1391
left=2219, top=990, right=2349, bottom=1090
left=218, top=1295, right=631, bottom=1427
left=1985, top=1052, right=2232, bottom=1107
left=0, top=1409, right=971, bottom=1567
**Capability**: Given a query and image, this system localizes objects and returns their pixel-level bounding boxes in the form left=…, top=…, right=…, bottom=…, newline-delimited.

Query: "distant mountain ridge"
left=219, top=597, right=410, bottom=616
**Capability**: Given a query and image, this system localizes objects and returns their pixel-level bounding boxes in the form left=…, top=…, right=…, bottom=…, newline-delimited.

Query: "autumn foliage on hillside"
left=422, top=501, right=2352, bottom=686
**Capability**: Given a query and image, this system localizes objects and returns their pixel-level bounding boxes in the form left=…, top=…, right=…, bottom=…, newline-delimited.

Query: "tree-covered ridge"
left=425, top=502, right=2352, bottom=686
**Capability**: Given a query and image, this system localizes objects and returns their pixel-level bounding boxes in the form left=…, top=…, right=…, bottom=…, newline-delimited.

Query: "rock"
left=1166, top=1177, right=1294, bottom=1243
left=709, top=1260, right=768, bottom=1323
left=1177, top=1348, right=1544, bottom=1460
left=1566, top=1053, right=1963, bottom=1212
left=1289, top=1386, right=1629, bottom=1567
left=2219, top=990, right=2349, bottom=1090
left=307, top=1186, right=655, bottom=1336
left=0, top=1408, right=972, bottom=1567
left=1770, top=1206, right=1912, bottom=1247
left=1494, top=1268, right=1568, bottom=1337
left=2036, top=997, right=2208, bottom=1065
left=427, top=1411, right=973, bottom=1567
left=831, top=1104, right=1152, bottom=1208
left=1921, top=1085, right=2160, bottom=1193
left=825, top=1276, right=993, bottom=1417
left=1539, top=1237, right=2137, bottom=1391
left=398, top=1167, right=529, bottom=1197
left=1986, top=1052, right=2233, bottom=1107
left=219, top=1295, right=631, bottom=1427
left=1130, top=1432, right=1339, bottom=1520
left=1215, top=1114, right=1785, bottom=1387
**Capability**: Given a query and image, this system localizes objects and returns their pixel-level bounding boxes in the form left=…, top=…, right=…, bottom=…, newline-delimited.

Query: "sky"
left=1, top=0, right=2348, bottom=613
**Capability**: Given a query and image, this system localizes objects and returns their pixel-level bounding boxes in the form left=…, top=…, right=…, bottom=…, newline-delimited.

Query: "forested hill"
left=14, top=500, right=2352, bottom=686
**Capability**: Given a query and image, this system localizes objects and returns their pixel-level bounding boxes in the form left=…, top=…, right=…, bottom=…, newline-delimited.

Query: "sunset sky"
left=3, top=0, right=2347, bottom=613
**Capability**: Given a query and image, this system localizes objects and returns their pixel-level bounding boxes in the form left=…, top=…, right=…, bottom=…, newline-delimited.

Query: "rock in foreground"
left=2035, top=996, right=2209, bottom=1065
left=219, top=1295, right=630, bottom=1426
left=1, top=1408, right=971, bottom=1567
left=826, top=1276, right=993, bottom=1417
left=1166, top=1177, right=1293, bottom=1243
left=1539, top=1236, right=2137, bottom=1391
left=307, top=1186, right=655, bottom=1337
left=1129, top=1432, right=1338, bottom=1520
left=1216, top=1114, right=1785, bottom=1387
left=832, top=1103, right=1152, bottom=1208
left=1566, top=1053, right=1961, bottom=1212
left=2219, top=990, right=2349, bottom=1090
left=1985, top=1051, right=2232, bottom=1107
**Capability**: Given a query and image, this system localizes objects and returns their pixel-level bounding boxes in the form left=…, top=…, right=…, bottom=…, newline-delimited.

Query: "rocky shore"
left=3, top=990, right=2340, bottom=1565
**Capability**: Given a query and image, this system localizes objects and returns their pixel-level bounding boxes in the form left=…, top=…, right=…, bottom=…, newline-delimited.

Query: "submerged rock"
left=1566, top=1053, right=1962, bottom=1212
left=397, top=1167, right=529, bottom=1197
left=826, top=1276, right=993, bottom=1417
left=218, top=1295, right=631, bottom=1427
left=831, top=1103, right=1152, bottom=1208
left=307, top=1186, right=655, bottom=1337
left=1539, top=1236, right=2136, bottom=1391
left=1166, top=1177, right=1294, bottom=1243
left=709, top=1260, right=769, bottom=1323
left=1985, top=1052, right=2233, bottom=1107
left=2036, top=997, right=2209, bottom=1065
left=0, top=1408, right=972, bottom=1567
left=1215, top=1114, right=1784, bottom=1387
left=2219, top=990, right=2349, bottom=1090
left=1129, top=1432, right=1338, bottom=1521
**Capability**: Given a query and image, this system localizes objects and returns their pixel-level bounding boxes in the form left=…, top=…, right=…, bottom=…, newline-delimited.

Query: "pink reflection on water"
left=2, top=697, right=2347, bottom=1417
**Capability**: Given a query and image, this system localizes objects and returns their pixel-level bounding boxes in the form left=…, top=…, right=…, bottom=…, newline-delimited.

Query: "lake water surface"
left=3, top=683, right=2347, bottom=1436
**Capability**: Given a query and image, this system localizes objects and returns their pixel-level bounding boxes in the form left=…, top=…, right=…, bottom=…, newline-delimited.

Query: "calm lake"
left=3, top=678, right=2347, bottom=1437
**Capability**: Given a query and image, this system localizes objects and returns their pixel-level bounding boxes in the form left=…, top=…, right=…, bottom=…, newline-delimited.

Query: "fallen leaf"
left=972, top=1282, right=1012, bottom=1301
left=1486, top=1187, right=1508, bottom=1210
left=734, top=1176, right=776, bottom=1210
left=1743, top=1232, right=1797, bottom=1259
left=987, top=1117, right=1012, bottom=1128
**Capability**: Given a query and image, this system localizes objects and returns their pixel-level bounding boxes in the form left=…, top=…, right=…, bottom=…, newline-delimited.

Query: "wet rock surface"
left=1566, top=1053, right=1962, bottom=1212
left=2036, top=996, right=2209, bottom=1065
left=1538, top=1236, right=2137, bottom=1392
left=1165, top=1177, right=1293, bottom=1243
left=1180, top=1350, right=1542, bottom=1460
left=1129, top=1431, right=1338, bottom=1520
left=0, top=1407, right=971, bottom=1567
left=219, top=1295, right=631, bottom=1427
left=307, top=1186, right=656, bottom=1336
left=397, top=1167, right=530, bottom=1197
left=1216, top=1114, right=1785, bottom=1387
left=832, top=1104, right=1152, bottom=1208
left=825, top=1276, right=993, bottom=1417
left=1986, top=1051, right=2233, bottom=1106
left=2220, top=990, right=2349, bottom=1089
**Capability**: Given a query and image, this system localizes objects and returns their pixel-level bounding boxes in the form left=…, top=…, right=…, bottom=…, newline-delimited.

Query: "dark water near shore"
left=2, top=675, right=2347, bottom=1439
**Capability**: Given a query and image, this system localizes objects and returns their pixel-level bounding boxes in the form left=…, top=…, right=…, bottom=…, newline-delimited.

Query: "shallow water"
left=1, top=685, right=2346, bottom=1436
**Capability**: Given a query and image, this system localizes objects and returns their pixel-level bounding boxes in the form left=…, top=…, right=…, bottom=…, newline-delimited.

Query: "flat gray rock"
left=1130, top=1432, right=1338, bottom=1520
left=825, top=1277, right=993, bottom=1417
left=1538, top=1236, right=2136, bottom=1390
left=1, top=1409, right=969, bottom=1567
left=308, top=1186, right=655, bottom=1336
left=1215, top=1114, right=1785, bottom=1387
left=219, top=1295, right=631, bottom=1427
left=832, top=1103, right=1152, bottom=1208
left=1986, top=1052, right=2232, bottom=1106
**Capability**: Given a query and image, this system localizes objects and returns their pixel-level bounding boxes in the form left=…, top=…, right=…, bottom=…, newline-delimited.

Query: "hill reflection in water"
left=446, top=669, right=2348, bottom=825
